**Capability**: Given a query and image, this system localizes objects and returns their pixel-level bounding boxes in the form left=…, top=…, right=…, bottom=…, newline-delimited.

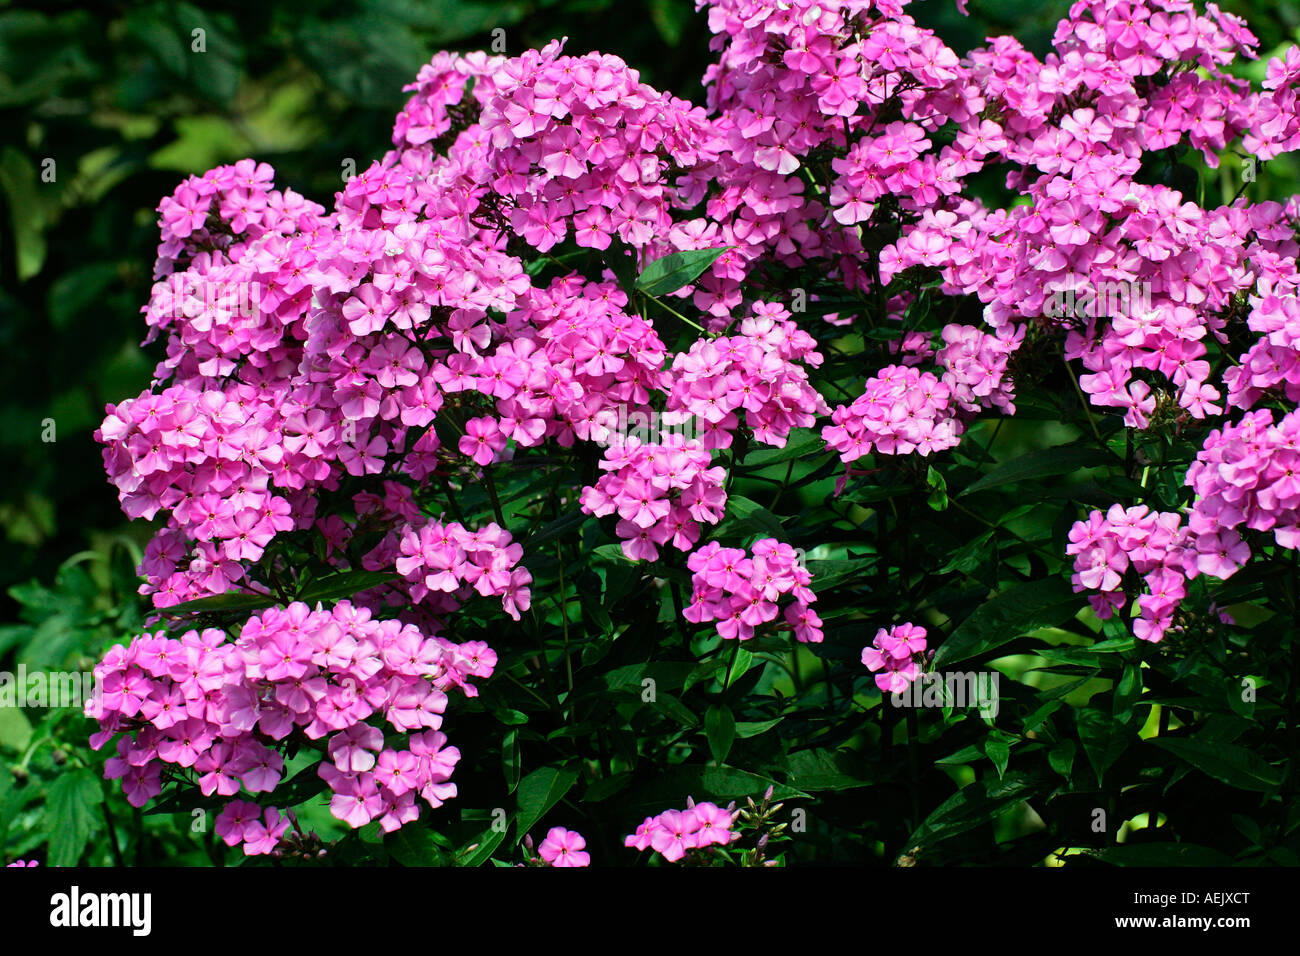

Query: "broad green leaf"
left=635, top=247, right=731, bottom=297
left=932, top=577, right=1080, bottom=667
left=503, top=728, right=521, bottom=794
left=0, top=707, right=32, bottom=752
left=296, top=569, right=396, bottom=605
left=1048, top=738, right=1077, bottom=778
left=584, top=772, right=633, bottom=803
left=705, top=704, right=735, bottom=764
left=725, top=496, right=786, bottom=539
left=457, top=822, right=510, bottom=867
left=936, top=530, right=995, bottom=575
left=1077, top=708, right=1131, bottom=786
left=1151, top=737, right=1283, bottom=792
left=740, top=428, right=828, bottom=468
left=926, top=465, right=948, bottom=511
left=44, top=769, right=101, bottom=866
left=514, top=764, right=579, bottom=843
left=784, top=747, right=874, bottom=790
left=959, top=445, right=1116, bottom=497
left=650, top=690, right=700, bottom=729
left=0, top=147, right=48, bottom=279
left=1112, top=662, right=1143, bottom=719
left=157, top=589, right=278, bottom=617
left=723, top=648, right=754, bottom=691
left=984, top=735, right=1011, bottom=779
left=386, top=826, right=452, bottom=866
left=904, top=771, right=1048, bottom=854
left=935, top=744, right=984, bottom=767
left=735, top=717, right=784, bottom=739
left=804, top=557, right=872, bottom=593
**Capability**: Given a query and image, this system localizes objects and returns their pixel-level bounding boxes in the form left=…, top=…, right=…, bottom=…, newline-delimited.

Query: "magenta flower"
left=538, top=827, right=590, bottom=867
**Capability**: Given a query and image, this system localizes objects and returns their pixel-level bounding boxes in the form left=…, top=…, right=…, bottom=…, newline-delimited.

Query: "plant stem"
left=644, top=292, right=705, bottom=332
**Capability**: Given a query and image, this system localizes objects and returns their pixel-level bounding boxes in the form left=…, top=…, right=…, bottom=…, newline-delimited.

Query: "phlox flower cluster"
left=880, top=1, right=1276, bottom=434
left=684, top=539, right=822, bottom=643
left=862, top=622, right=928, bottom=693
left=1187, top=407, right=1300, bottom=550
left=625, top=799, right=738, bottom=862
left=214, top=802, right=291, bottom=856
left=86, top=601, right=490, bottom=852
left=1066, top=504, right=1195, bottom=643
left=702, top=0, right=980, bottom=302
left=428, top=277, right=673, bottom=461
left=823, top=365, right=960, bottom=462
left=374, top=518, right=533, bottom=621
left=663, top=304, right=830, bottom=450
left=91, top=0, right=1300, bottom=837
left=1070, top=407, right=1300, bottom=642
left=579, top=434, right=728, bottom=561
left=1224, top=287, right=1300, bottom=411
left=823, top=323, right=1019, bottom=468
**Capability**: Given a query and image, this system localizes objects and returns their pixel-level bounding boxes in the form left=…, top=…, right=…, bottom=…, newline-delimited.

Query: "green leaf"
left=456, top=822, right=510, bottom=867
left=804, top=557, right=872, bottom=592
left=1151, top=737, right=1283, bottom=793
left=44, top=769, right=101, bottom=866
left=296, top=569, right=396, bottom=605
left=959, top=445, right=1115, bottom=497
left=935, top=744, right=984, bottom=767
left=723, top=648, right=754, bottom=691
left=514, top=763, right=579, bottom=843
left=705, top=704, right=735, bottom=764
left=0, top=147, right=48, bottom=279
left=0, top=707, right=32, bottom=752
left=1083, top=843, right=1234, bottom=866
left=936, top=530, right=995, bottom=575
left=1048, top=738, right=1077, bottom=778
left=649, top=690, right=700, bottom=728
left=246, top=761, right=327, bottom=812
left=386, top=825, right=452, bottom=866
left=1112, top=662, right=1143, bottom=720
left=932, top=577, right=1081, bottom=667
left=735, top=717, right=783, bottom=738
left=158, top=589, right=279, bottom=617
left=925, top=465, right=948, bottom=511
left=583, top=772, right=633, bottom=803
left=740, top=428, right=828, bottom=468
left=648, top=0, right=690, bottom=44
left=593, top=543, right=633, bottom=564
left=48, top=263, right=120, bottom=331
left=635, top=247, right=731, bottom=297
left=1077, top=708, right=1131, bottom=786
left=984, top=735, right=1011, bottom=779
left=502, top=728, right=521, bottom=794
left=725, top=495, right=786, bottom=539
left=904, top=771, right=1048, bottom=854
left=784, top=747, right=875, bottom=790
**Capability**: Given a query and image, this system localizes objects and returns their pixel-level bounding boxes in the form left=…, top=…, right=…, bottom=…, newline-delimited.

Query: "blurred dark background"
left=0, top=0, right=1293, bottom=658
